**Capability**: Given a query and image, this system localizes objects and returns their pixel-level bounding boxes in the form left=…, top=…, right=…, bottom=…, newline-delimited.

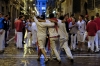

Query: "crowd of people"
left=0, top=11, right=100, bottom=64
left=0, top=12, right=10, bottom=54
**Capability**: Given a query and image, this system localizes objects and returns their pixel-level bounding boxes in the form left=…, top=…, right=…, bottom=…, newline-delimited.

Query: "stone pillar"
left=10, top=5, right=13, bottom=29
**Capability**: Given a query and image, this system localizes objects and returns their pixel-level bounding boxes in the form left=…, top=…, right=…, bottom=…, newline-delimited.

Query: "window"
left=2, top=6, right=4, bottom=12
left=95, top=0, right=100, bottom=8
left=42, top=2, right=45, bottom=5
left=87, top=0, right=94, bottom=10
left=73, top=0, right=81, bottom=13
left=42, top=7, right=46, bottom=10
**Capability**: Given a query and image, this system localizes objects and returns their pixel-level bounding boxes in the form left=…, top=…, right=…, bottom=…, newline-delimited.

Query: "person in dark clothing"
left=45, top=27, right=49, bottom=47
left=63, top=14, right=70, bottom=46
left=85, top=15, right=89, bottom=25
left=63, top=15, right=69, bottom=33
left=3, top=15, right=10, bottom=47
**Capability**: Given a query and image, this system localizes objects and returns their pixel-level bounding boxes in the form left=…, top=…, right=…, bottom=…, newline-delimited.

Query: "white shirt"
left=58, top=19, right=68, bottom=40
left=33, top=16, right=54, bottom=37
left=69, top=22, right=78, bottom=34
left=27, top=22, right=32, bottom=31
left=46, top=20, right=59, bottom=37
left=77, top=20, right=86, bottom=33
left=31, top=22, right=37, bottom=32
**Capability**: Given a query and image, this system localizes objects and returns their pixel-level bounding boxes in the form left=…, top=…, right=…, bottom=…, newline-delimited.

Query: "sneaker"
left=5, top=43, right=8, bottom=47
left=70, top=59, right=74, bottom=63
left=87, top=48, right=91, bottom=52
left=22, top=41, right=25, bottom=44
left=56, top=59, right=61, bottom=64
left=95, top=50, right=99, bottom=53
left=45, top=58, right=49, bottom=64
left=0, top=50, right=4, bottom=54
left=53, top=58, right=57, bottom=60
left=54, top=59, right=61, bottom=64
left=72, top=49, right=75, bottom=52
left=76, top=48, right=80, bottom=51
left=80, top=48, right=83, bottom=51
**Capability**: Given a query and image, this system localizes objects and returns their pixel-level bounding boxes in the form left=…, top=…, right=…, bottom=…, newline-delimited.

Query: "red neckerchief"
left=48, top=18, right=58, bottom=50
left=51, top=18, right=58, bottom=32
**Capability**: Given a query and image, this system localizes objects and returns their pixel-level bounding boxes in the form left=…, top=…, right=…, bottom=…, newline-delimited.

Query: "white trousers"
left=7, top=30, right=9, bottom=40
left=26, top=32, right=32, bottom=47
left=71, top=34, right=77, bottom=50
left=77, top=31, right=85, bottom=42
left=38, top=36, right=46, bottom=49
left=60, top=39, right=73, bottom=59
left=88, top=36, right=95, bottom=51
left=0, top=30, right=5, bottom=50
left=50, top=38, right=61, bottom=61
left=16, top=32, right=23, bottom=48
left=95, top=30, right=100, bottom=51
left=32, top=31, right=37, bottom=44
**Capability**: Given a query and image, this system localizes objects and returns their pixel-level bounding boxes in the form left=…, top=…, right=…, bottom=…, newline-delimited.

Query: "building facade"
left=0, top=0, right=35, bottom=28
left=0, top=0, right=20, bottom=28
left=46, top=0, right=59, bottom=17
left=61, top=0, right=100, bottom=18
left=36, top=0, right=47, bottom=16
left=87, top=0, right=100, bottom=18
left=42, top=0, right=100, bottom=18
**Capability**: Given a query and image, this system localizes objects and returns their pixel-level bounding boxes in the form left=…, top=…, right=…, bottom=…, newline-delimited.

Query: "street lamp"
left=29, top=6, right=30, bottom=9
left=33, top=4, right=35, bottom=6
left=30, top=0, right=33, bottom=2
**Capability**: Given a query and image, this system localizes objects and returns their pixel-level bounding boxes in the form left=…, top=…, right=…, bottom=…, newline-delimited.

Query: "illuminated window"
left=42, top=7, right=45, bottom=10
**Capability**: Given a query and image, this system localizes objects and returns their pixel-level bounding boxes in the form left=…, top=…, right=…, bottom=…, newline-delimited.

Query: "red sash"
left=48, top=18, right=59, bottom=50
left=51, top=18, right=58, bottom=32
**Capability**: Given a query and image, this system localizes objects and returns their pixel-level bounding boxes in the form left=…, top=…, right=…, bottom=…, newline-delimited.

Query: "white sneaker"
left=95, top=49, right=99, bottom=53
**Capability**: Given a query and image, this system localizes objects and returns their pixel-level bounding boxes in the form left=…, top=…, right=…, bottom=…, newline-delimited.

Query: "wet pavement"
left=0, top=30, right=100, bottom=66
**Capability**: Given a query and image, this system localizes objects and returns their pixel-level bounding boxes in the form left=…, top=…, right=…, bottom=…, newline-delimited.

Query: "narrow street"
left=0, top=30, right=100, bottom=66
left=1, top=0, right=100, bottom=66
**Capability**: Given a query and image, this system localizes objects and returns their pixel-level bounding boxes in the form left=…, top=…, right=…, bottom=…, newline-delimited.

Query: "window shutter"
left=87, top=0, right=94, bottom=10
left=73, top=0, right=81, bottom=13
left=95, top=0, right=100, bottom=8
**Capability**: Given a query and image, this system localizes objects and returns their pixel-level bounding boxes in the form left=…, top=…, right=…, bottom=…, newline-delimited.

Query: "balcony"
left=95, top=0, right=100, bottom=8
left=13, top=0, right=19, bottom=4
left=87, top=0, right=94, bottom=10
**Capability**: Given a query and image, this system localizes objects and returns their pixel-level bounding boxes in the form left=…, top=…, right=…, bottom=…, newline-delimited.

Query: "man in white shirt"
left=31, top=19, right=37, bottom=47
left=26, top=19, right=32, bottom=47
left=77, top=15, right=86, bottom=51
left=69, top=17, right=78, bottom=51
left=58, top=16, right=74, bottom=63
left=47, top=13, right=61, bottom=63
left=33, top=15, right=55, bottom=63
